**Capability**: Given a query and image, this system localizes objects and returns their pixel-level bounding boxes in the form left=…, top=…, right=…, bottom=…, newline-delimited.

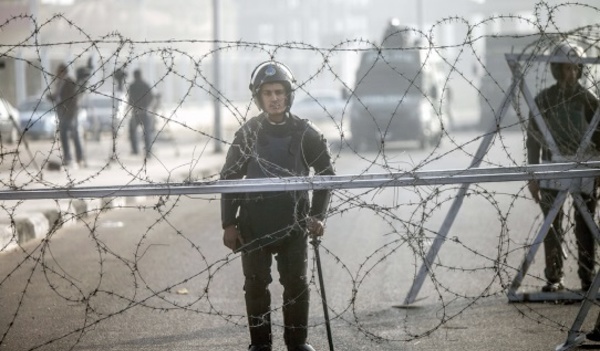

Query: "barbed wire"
left=3, top=1, right=600, bottom=350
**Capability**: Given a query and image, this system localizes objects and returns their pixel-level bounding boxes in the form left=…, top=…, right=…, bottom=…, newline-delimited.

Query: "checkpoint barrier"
left=395, top=50, right=600, bottom=351
left=0, top=162, right=600, bottom=200
left=2, top=163, right=600, bottom=350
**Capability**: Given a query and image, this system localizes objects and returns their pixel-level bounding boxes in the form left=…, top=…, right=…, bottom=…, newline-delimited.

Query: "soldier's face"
left=260, top=82, right=288, bottom=117
left=560, top=63, right=580, bottom=87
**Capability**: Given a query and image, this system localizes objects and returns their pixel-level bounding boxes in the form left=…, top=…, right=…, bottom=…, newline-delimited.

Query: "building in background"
left=1, top=0, right=599, bottom=110
left=0, top=0, right=236, bottom=107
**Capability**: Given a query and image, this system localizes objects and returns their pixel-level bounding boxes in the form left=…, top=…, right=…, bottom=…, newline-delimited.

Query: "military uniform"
left=527, top=83, right=600, bottom=290
left=221, top=112, right=334, bottom=349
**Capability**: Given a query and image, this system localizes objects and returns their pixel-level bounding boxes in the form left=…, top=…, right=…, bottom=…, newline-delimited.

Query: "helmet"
left=549, top=41, right=585, bottom=81
left=249, top=61, right=295, bottom=111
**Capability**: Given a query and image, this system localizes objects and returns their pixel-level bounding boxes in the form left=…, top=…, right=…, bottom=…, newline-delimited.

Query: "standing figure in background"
left=526, top=41, right=600, bottom=293
left=47, top=63, right=84, bottom=168
left=128, top=69, right=154, bottom=159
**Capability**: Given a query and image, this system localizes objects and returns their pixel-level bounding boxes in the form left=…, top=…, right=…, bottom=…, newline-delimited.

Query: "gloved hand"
left=223, top=225, right=243, bottom=252
left=528, top=180, right=540, bottom=203
left=307, top=217, right=325, bottom=237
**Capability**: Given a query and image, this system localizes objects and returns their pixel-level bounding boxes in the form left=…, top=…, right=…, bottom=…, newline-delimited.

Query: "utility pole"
left=416, top=0, right=423, bottom=34
left=212, top=0, right=223, bottom=153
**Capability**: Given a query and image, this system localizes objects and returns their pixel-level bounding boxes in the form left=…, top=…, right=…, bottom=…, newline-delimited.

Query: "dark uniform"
left=128, top=70, right=154, bottom=157
left=527, top=80, right=600, bottom=291
left=221, top=111, right=334, bottom=350
left=49, top=64, right=84, bottom=166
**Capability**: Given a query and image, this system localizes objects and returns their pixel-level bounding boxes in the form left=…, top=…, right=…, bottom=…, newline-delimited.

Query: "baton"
left=311, top=236, right=335, bottom=351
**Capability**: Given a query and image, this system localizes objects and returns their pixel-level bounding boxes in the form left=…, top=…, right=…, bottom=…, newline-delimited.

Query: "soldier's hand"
left=223, top=225, right=243, bottom=252
left=528, top=180, right=540, bottom=203
left=307, top=217, right=325, bottom=237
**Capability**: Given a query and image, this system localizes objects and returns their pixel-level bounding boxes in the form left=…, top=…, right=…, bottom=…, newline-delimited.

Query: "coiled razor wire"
left=3, top=1, right=600, bottom=350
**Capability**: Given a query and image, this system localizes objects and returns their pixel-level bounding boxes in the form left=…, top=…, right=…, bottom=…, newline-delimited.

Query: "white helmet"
left=549, top=41, right=585, bottom=81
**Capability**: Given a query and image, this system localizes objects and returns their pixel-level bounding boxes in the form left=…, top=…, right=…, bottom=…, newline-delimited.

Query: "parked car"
left=292, top=90, right=349, bottom=149
left=18, top=96, right=87, bottom=140
left=0, top=98, right=19, bottom=144
left=81, top=91, right=129, bottom=140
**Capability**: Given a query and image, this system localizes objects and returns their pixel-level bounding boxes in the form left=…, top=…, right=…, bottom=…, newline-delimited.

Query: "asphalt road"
left=1, top=129, right=600, bottom=351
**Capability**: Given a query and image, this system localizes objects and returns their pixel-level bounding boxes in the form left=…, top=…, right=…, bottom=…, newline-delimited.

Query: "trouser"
left=540, top=188, right=597, bottom=285
left=58, top=117, right=84, bottom=164
left=129, top=109, right=154, bottom=156
left=241, top=231, right=310, bottom=347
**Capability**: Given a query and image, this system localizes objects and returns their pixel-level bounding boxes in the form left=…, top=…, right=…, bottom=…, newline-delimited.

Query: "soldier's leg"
left=540, top=189, right=565, bottom=287
left=277, top=232, right=310, bottom=348
left=575, top=193, right=597, bottom=290
left=242, top=249, right=274, bottom=347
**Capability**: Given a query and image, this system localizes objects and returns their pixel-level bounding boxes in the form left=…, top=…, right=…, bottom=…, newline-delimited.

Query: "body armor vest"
left=546, top=98, right=588, bottom=157
left=239, top=122, right=310, bottom=249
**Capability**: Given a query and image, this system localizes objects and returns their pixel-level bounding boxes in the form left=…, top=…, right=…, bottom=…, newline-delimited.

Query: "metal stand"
left=555, top=268, right=600, bottom=350
left=404, top=52, right=600, bottom=310
left=507, top=180, right=600, bottom=302
left=403, top=55, right=522, bottom=305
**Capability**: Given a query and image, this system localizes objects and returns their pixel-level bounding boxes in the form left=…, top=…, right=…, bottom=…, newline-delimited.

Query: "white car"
left=18, top=96, right=87, bottom=140
left=0, top=98, right=19, bottom=144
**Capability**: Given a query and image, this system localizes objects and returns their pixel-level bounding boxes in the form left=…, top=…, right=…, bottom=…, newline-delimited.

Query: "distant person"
left=127, top=69, right=154, bottom=159
left=220, top=61, right=335, bottom=351
left=47, top=63, right=84, bottom=168
left=444, top=86, right=454, bottom=130
left=526, top=41, right=600, bottom=293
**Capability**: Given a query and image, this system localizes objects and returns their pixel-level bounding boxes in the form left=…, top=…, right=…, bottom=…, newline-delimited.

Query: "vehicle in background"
left=349, top=23, right=448, bottom=150
left=81, top=91, right=129, bottom=140
left=0, top=98, right=19, bottom=144
left=292, top=89, right=349, bottom=149
left=18, top=96, right=87, bottom=140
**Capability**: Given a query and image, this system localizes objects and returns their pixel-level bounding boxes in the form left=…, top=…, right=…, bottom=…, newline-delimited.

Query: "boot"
left=587, top=329, right=600, bottom=342
left=248, top=345, right=271, bottom=351
left=245, top=285, right=272, bottom=346
left=282, top=296, right=309, bottom=347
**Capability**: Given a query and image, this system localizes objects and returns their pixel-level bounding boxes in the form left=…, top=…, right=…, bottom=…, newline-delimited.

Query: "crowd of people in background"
left=47, top=63, right=156, bottom=168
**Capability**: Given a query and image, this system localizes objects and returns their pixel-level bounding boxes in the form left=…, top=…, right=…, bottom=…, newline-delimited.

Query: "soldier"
left=47, top=63, right=85, bottom=168
left=127, top=69, right=154, bottom=158
left=220, top=61, right=335, bottom=351
left=526, top=41, right=600, bottom=293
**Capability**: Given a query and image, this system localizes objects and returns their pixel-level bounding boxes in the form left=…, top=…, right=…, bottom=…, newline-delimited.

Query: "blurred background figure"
left=47, top=63, right=85, bottom=168
left=127, top=69, right=154, bottom=159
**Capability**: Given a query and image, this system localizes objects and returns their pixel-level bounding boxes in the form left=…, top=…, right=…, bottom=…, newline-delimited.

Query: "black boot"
left=247, top=310, right=271, bottom=347
left=245, top=284, right=272, bottom=346
left=282, top=295, right=309, bottom=347
left=248, top=345, right=271, bottom=351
